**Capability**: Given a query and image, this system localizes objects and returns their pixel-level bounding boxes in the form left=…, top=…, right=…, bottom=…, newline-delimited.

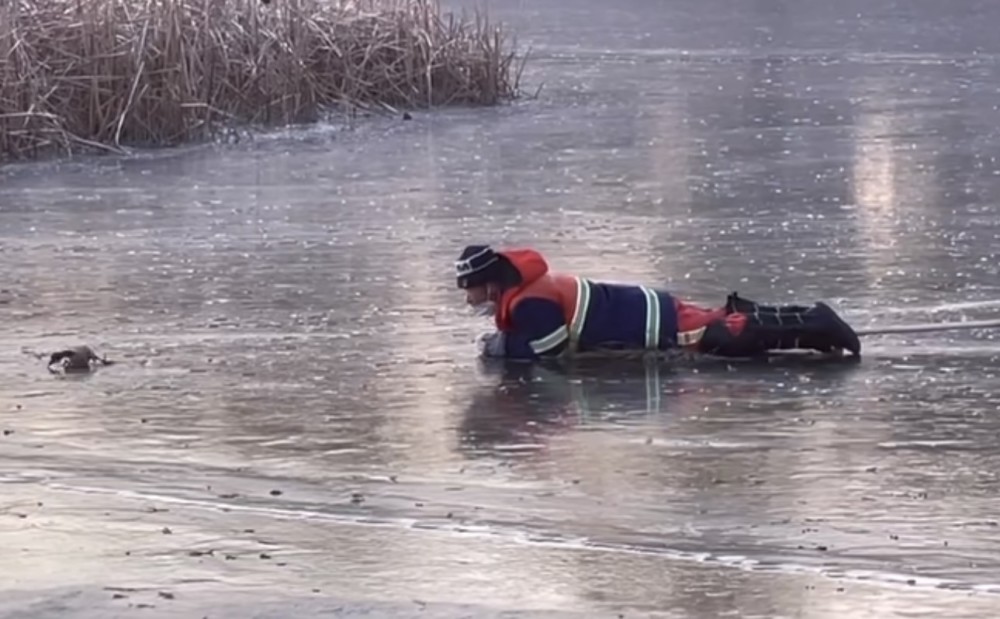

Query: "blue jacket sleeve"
left=504, top=298, right=570, bottom=360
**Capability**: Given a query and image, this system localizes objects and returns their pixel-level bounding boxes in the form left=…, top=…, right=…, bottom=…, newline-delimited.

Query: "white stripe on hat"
left=455, top=248, right=498, bottom=275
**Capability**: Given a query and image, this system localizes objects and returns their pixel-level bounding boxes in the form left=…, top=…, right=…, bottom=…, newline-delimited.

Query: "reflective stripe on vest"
left=567, top=276, right=592, bottom=352
left=530, top=325, right=570, bottom=355
left=639, top=286, right=661, bottom=349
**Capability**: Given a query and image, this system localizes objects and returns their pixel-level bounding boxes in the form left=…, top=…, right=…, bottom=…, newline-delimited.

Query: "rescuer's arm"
left=497, top=298, right=571, bottom=360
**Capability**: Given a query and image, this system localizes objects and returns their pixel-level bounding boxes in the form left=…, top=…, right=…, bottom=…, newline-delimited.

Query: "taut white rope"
left=857, top=318, right=1000, bottom=336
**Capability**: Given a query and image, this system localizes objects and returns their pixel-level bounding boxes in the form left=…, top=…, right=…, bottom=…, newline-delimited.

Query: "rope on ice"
left=857, top=318, right=1000, bottom=336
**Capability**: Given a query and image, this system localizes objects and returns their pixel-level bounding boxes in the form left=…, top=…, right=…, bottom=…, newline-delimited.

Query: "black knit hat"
left=455, top=244, right=504, bottom=289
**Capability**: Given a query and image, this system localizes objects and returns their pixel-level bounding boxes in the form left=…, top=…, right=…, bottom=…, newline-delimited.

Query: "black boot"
left=708, top=292, right=861, bottom=357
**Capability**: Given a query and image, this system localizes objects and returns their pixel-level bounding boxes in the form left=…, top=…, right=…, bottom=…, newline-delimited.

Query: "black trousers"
left=695, top=293, right=861, bottom=358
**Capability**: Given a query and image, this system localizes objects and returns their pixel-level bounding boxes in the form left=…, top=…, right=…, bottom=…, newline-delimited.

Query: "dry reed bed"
left=0, top=0, right=525, bottom=161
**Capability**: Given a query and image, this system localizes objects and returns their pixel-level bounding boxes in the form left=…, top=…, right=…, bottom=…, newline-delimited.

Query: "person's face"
left=465, top=285, right=489, bottom=306
left=465, top=283, right=501, bottom=317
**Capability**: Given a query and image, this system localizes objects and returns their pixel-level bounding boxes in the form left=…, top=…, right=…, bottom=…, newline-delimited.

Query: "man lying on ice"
left=456, top=244, right=861, bottom=361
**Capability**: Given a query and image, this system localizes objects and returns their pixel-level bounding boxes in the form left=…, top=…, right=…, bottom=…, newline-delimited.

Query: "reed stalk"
left=0, top=0, right=525, bottom=161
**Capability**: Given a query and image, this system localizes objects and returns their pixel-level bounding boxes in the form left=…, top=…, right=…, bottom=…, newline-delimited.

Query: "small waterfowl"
left=48, top=346, right=114, bottom=373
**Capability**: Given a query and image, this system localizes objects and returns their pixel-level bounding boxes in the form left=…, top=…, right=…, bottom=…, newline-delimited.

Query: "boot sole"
left=813, top=302, right=861, bottom=356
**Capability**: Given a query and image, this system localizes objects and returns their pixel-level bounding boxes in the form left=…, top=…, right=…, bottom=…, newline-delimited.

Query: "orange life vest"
left=495, top=249, right=580, bottom=333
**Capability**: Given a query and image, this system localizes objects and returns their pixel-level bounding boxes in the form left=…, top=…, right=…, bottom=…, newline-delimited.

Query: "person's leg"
left=696, top=292, right=861, bottom=357
left=724, top=291, right=815, bottom=316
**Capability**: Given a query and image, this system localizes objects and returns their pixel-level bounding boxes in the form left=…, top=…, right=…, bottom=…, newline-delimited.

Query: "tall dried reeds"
left=0, top=0, right=526, bottom=161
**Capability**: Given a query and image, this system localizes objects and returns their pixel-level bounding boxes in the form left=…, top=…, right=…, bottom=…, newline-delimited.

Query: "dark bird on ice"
left=48, top=345, right=114, bottom=373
